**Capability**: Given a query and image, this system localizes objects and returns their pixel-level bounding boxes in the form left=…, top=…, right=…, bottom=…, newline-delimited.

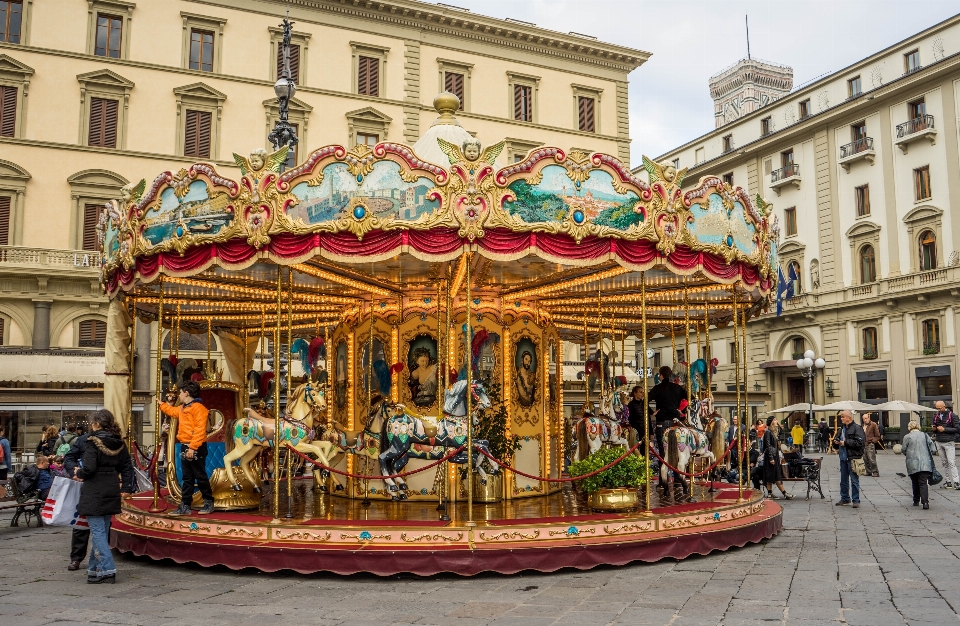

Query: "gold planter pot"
left=588, top=488, right=638, bottom=512
left=466, top=472, right=502, bottom=503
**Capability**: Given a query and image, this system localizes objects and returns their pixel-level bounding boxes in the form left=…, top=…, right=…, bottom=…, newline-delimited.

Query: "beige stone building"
left=0, top=0, right=645, bottom=452
left=638, top=14, right=960, bottom=429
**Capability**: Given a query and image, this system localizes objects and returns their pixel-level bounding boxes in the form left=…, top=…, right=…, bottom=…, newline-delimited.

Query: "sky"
left=437, top=0, right=960, bottom=162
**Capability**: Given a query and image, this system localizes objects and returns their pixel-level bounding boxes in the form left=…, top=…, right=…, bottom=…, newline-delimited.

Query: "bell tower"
left=709, top=58, right=793, bottom=129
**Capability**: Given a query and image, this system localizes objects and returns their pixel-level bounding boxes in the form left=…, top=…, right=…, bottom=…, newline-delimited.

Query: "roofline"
left=651, top=11, right=960, bottom=161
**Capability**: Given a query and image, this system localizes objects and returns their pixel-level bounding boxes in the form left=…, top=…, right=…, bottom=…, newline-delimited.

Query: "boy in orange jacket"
left=159, top=380, right=214, bottom=515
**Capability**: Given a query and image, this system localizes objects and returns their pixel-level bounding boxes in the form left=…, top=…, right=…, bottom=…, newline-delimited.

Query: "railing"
left=771, top=163, right=800, bottom=183
left=0, top=246, right=102, bottom=269
left=896, top=115, right=934, bottom=138
left=840, top=137, right=874, bottom=159
left=786, top=294, right=807, bottom=308
left=852, top=284, right=874, bottom=296
left=887, top=275, right=916, bottom=291
left=918, top=268, right=947, bottom=285
left=923, top=343, right=940, bottom=356
left=862, top=350, right=878, bottom=361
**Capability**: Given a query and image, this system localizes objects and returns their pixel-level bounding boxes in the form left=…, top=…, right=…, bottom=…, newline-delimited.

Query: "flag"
left=775, top=265, right=794, bottom=316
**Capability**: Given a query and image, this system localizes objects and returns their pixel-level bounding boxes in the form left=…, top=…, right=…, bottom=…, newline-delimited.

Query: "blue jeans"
left=839, top=459, right=860, bottom=503
left=86, top=515, right=116, bottom=578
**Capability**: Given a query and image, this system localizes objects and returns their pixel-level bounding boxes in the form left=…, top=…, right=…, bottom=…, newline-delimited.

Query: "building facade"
left=0, top=0, right=646, bottom=451
left=639, top=14, right=960, bottom=427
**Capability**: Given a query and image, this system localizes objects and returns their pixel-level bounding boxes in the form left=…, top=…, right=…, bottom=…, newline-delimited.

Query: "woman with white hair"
left=901, top=420, right=937, bottom=509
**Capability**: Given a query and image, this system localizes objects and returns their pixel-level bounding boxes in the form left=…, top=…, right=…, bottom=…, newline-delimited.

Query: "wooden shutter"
left=0, top=317, right=4, bottom=346
left=0, top=195, right=10, bottom=245
left=578, top=96, right=595, bottom=132
left=184, top=109, right=212, bottom=159
left=514, top=85, right=531, bottom=121
left=444, top=72, right=464, bottom=105
left=88, top=97, right=118, bottom=148
left=277, top=43, right=301, bottom=84
left=79, top=320, right=107, bottom=348
left=82, top=203, right=100, bottom=251
left=358, top=56, right=379, bottom=96
left=0, top=85, right=16, bottom=137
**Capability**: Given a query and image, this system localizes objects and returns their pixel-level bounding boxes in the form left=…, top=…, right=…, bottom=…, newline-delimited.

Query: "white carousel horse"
left=377, top=379, right=497, bottom=500
left=660, top=421, right=714, bottom=497
left=222, top=381, right=340, bottom=492
left=574, top=392, right=630, bottom=463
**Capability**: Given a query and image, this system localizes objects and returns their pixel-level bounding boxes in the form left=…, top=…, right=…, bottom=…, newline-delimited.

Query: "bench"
left=780, top=457, right=824, bottom=500
left=0, top=479, right=44, bottom=527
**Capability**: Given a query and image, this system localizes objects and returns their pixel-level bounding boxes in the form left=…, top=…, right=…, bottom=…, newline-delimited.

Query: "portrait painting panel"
left=334, top=340, right=348, bottom=409
left=407, top=334, right=438, bottom=409
left=514, top=337, right=538, bottom=408
left=359, top=336, right=387, bottom=397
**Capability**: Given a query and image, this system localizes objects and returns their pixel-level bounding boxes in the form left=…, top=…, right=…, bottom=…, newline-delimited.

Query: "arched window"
left=859, top=244, right=876, bottom=283
left=788, top=260, right=802, bottom=294
left=919, top=230, right=937, bottom=271
left=790, top=336, right=806, bottom=360
left=78, top=319, right=107, bottom=348
left=862, top=327, right=878, bottom=360
left=922, top=319, right=940, bottom=354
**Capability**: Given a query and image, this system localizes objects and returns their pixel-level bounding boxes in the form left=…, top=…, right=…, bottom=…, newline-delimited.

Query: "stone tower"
left=709, top=58, right=793, bottom=128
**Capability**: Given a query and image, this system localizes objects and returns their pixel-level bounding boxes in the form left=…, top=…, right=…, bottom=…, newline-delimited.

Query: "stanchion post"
left=465, top=251, right=475, bottom=527
left=272, top=266, right=282, bottom=521
left=149, top=278, right=164, bottom=512
left=285, top=268, right=294, bottom=518
left=641, top=271, right=651, bottom=514
left=732, top=285, right=744, bottom=502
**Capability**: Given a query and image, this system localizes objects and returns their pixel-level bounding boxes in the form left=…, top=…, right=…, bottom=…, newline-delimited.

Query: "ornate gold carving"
left=400, top=532, right=464, bottom=543
left=146, top=518, right=174, bottom=529
left=216, top=526, right=265, bottom=538
left=548, top=526, right=596, bottom=537
left=178, top=523, right=211, bottom=532
left=478, top=529, right=540, bottom=541
left=274, top=529, right=331, bottom=541
left=340, top=532, right=392, bottom=542
left=344, top=144, right=378, bottom=179
left=603, top=522, right=654, bottom=534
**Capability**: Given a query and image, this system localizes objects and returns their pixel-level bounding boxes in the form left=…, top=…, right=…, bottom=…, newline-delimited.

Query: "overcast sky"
left=440, top=1, right=960, bottom=162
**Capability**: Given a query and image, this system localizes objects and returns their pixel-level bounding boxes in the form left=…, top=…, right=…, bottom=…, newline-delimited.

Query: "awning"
left=0, top=351, right=106, bottom=384
left=759, top=360, right=800, bottom=369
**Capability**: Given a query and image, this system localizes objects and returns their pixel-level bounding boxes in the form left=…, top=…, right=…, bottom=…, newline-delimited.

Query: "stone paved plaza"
left=1, top=452, right=959, bottom=626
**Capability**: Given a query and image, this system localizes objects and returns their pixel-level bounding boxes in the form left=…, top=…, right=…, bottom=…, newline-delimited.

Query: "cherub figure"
left=436, top=137, right=504, bottom=166
left=232, top=146, right=290, bottom=177
left=641, top=155, right=687, bottom=188
left=119, top=179, right=146, bottom=205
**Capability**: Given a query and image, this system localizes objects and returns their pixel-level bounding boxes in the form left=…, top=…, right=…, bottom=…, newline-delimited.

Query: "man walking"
left=833, top=410, right=865, bottom=508
left=931, top=401, right=959, bottom=489
left=861, top=413, right=881, bottom=477
left=62, top=428, right=91, bottom=571
left=159, top=380, right=214, bottom=515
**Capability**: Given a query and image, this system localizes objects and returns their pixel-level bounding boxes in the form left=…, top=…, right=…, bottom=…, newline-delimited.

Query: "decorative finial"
left=432, top=92, right=462, bottom=126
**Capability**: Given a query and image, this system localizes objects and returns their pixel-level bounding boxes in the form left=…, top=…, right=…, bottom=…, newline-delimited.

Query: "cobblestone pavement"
left=2, top=452, right=959, bottom=626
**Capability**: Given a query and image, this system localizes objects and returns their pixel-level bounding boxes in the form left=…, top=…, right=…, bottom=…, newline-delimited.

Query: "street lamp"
left=796, top=349, right=825, bottom=451
left=267, top=14, right=299, bottom=166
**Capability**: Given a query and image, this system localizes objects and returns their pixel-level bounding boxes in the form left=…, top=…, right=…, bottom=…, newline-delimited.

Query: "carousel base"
left=111, top=482, right=781, bottom=576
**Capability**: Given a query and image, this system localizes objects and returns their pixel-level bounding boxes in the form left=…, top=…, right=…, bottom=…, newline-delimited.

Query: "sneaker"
left=852, top=503, right=860, bottom=508
left=169, top=503, right=192, bottom=516
left=941, top=482, right=954, bottom=489
left=198, top=500, right=215, bottom=515
left=922, top=503, right=930, bottom=509
left=835, top=500, right=850, bottom=506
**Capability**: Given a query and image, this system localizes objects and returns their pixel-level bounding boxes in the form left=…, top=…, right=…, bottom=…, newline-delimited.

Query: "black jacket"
left=76, top=431, right=134, bottom=517
left=648, top=380, right=688, bottom=423
left=833, top=422, right=866, bottom=460
left=627, top=398, right=654, bottom=433
left=932, top=411, right=958, bottom=444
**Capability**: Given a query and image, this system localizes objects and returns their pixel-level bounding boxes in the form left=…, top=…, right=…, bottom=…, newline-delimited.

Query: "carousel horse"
left=320, top=397, right=385, bottom=467
left=222, top=381, right=339, bottom=492
left=703, top=411, right=729, bottom=484
left=660, top=419, right=714, bottom=498
left=377, top=379, right=496, bottom=500
left=574, top=393, right=630, bottom=463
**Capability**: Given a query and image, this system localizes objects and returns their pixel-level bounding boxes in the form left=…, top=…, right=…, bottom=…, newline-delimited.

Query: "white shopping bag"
left=41, top=476, right=88, bottom=528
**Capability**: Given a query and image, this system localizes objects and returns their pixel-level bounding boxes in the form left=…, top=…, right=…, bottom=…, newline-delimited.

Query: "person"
left=833, top=410, right=865, bottom=507
left=756, top=419, right=767, bottom=449
left=36, top=425, right=60, bottom=457
left=818, top=419, right=830, bottom=453
left=54, top=424, right=79, bottom=457
left=761, top=419, right=794, bottom=499
left=74, top=409, right=134, bottom=584
left=901, top=420, right=937, bottom=509
left=861, top=413, right=881, bottom=477
left=649, top=366, right=687, bottom=450
left=727, top=415, right=740, bottom=471
left=748, top=420, right=758, bottom=444
left=0, top=426, right=11, bottom=481
left=515, top=350, right=537, bottom=407
left=791, top=421, right=805, bottom=448
left=931, top=401, right=959, bottom=489
left=159, top=380, right=214, bottom=516
left=63, top=428, right=92, bottom=571
left=408, top=347, right=438, bottom=407
left=16, top=455, right=54, bottom=500
left=626, top=385, right=654, bottom=442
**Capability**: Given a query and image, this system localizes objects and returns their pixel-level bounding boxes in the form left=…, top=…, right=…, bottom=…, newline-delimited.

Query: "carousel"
left=96, top=25, right=781, bottom=576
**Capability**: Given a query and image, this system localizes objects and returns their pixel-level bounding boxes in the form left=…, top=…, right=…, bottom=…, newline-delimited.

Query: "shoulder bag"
left=925, top=434, right=943, bottom=485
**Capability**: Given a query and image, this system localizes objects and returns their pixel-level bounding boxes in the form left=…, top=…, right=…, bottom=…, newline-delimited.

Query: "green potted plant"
left=461, top=380, right=520, bottom=502
left=568, top=446, right=647, bottom=511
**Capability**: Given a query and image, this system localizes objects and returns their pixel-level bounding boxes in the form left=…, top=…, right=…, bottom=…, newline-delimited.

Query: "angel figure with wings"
left=119, top=179, right=146, bottom=206
left=436, top=138, right=504, bottom=168
left=641, top=156, right=687, bottom=189
left=233, top=147, right=290, bottom=179
left=435, top=138, right=505, bottom=239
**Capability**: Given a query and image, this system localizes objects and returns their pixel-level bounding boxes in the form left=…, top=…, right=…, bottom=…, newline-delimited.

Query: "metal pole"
left=128, top=298, right=136, bottom=451
left=641, top=271, right=650, bottom=513
left=286, top=268, right=294, bottom=518
left=272, top=266, right=282, bottom=521
left=741, top=303, right=749, bottom=458
left=583, top=314, right=589, bottom=408
left=149, top=278, right=164, bottom=512
left=683, top=286, right=691, bottom=393
left=733, top=285, right=743, bottom=501
left=363, top=297, right=374, bottom=505
left=465, top=251, right=474, bottom=527
left=437, top=279, right=448, bottom=517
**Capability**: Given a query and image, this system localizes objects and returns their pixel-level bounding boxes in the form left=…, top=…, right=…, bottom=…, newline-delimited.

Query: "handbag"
left=925, top=435, right=943, bottom=486
left=851, top=458, right=866, bottom=476
left=40, top=476, right=89, bottom=528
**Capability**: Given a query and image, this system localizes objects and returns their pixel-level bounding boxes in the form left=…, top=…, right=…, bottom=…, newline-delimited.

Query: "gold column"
left=583, top=315, right=589, bottom=407
left=272, top=267, right=282, bottom=521
left=364, top=299, right=374, bottom=501
left=325, top=324, right=332, bottom=424
left=704, top=308, right=711, bottom=393
left=741, top=294, right=749, bottom=485
left=641, top=271, right=650, bottom=514
left=732, top=285, right=742, bottom=501
left=465, top=251, right=474, bottom=526
left=127, top=298, right=136, bottom=450
left=683, top=286, right=691, bottom=392
left=242, top=327, right=248, bottom=402
left=286, top=269, right=294, bottom=516
left=149, top=278, right=164, bottom=513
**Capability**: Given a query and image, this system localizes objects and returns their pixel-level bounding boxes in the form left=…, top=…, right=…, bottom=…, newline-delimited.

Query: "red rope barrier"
left=131, top=441, right=151, bottom=471
left=475, top=441, right=644, bottom=483
left=648, top=441, right=734, bottom=478
left=285, top=444, right=465, bottom=480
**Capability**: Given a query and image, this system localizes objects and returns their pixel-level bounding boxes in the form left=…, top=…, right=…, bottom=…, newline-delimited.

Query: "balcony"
left=770, top=163, right=801, bottom=195
left=895, top=115, right=936, bottom=153
left=0, top=246, right=101, bottom=276
left=838, top=137, right=875, bottom=171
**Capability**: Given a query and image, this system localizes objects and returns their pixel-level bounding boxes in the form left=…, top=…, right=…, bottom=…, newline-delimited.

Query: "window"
left=276, top=43, right=300, bottom=84
left=0, top=84, right=15, bottom=137
left=675, top=348, right=685, bottom=366
left=0, top=317, right=4, bottom=345
left=904, top=49, right=921, bottom=74
left=847, top=76, right=862, bottom=98
left=791, top=337, right=805, bottom=359
left=798, top=99, right=811, bottom=119
left=514, top=84, right=532, bottom=121
left=914, top=165, right=931, bottom=201
left=761, top=116, right=771, bottom=135
left=862, top=327, right=878, bottom=359
left=356, top=132, right=378, bottom=146
left=694, top=147, right=705, bottom=164
left=781, top=149, right=794, bottom=167
left=189, top=29, right=214, bottom=72
left=859, top=244, right=877, bottom=283
left=908, top=98, right=926, bottom=121
left=722, top=172, right=733, bottom=187
left=671, top=158, right=679, bottom=169
left=578, top=96, right=595, bottom=132
left=784, top=207, right=797, bottom=236
left=0, top=194, right=9, bottom=245
left=357, top=55, right=379, bottom=96
left=94, top=13, right=122, bottom=58
left=722, top=134, right=733, bottom=153
left=922, top=319, right=940, bottom=354
left=78, top=319, right=107, bottom=348
left=82, top=203, right=100, bottom=251
left=729, top=342, right=738, bottom=363
left=183, top=109, right=212, bottom=158
left=444, top=71, right=464, bottom=105
left=0, top=0, right=22, bottom=44
left=851, top=121, right=867, bottom=141
left=788, top=260, right=802, bottom=294
left=919, top=230, right=937, bottom=271
left=855, top=184, right=870, bottom=217
left=87, top=97, right=118, bottom=148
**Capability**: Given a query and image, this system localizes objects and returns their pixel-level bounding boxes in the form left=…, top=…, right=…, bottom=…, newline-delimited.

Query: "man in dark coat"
left=626, top=385, right=655, bottom=447
left=62, top=430, right=91, bottom=571
left=833, top=410, right=865, bottom=507
left=648, top=366, right=688, bottom=450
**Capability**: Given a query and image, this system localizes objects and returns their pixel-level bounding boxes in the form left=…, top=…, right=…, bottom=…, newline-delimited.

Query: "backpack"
left=0, top=439, right=5, bottom=463
left=54, top=433, right=77, bottom=456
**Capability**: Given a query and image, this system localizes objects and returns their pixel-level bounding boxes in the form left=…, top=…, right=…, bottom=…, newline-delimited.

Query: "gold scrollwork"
left=478, top=529, right=540, bottom=541
left=661, top=516, right=700, bottom=529
left=548, top=527, right=596, bottom=537
left=340, top=532, right=392, bottom=542
left=274, top=529, right=332, bottom=541
left=146, top=518, right=174, bottom=529
left=400, top=532, right=465, bottom=543
left=119, top=512, right=144, bottom=525
left=216, top=526, right=265, bottom=538
left=602, top=522, right=653, bottom=535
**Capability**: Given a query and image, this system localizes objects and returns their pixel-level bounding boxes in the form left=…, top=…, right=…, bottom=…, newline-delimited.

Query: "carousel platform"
left=110, top=482, right=781, bottom=576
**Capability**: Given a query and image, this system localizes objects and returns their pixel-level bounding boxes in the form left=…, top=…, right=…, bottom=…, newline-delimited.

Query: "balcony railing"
left=923, top=342, right=940, bottom=356
left=896, top=115, right=934, bottom=138
left=862, top=350, right=878, bottom=361
left=771, top=163, right=799, bottom=183
left=840, top=137, right=873, bottom=159
left=919, top=268, right=947, bottom=285
left=0, top=246, right=102, bottom=270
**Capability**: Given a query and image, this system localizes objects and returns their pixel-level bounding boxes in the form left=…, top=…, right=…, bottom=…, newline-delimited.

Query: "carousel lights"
left=503, top=266, right=629, bottom=300
left=292, top=263, right=397, bottom=297
left=449, top=253, right=469, bottom=297
left=155, top=275, right=362, bottom=305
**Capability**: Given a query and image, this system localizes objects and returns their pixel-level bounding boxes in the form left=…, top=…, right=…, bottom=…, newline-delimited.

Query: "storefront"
left=857, top=370, right=889, bottom=428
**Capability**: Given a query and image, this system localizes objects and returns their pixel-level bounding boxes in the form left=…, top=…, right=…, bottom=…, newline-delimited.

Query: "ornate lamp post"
left=268, top=14, right=299, bottom=167
left=796, top=349, right=825, bottom=451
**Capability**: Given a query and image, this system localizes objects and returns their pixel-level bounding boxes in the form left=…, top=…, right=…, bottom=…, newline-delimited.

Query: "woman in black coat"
left=762, top=420, right=794, bottom=500
left=74, top=409, right=134, bottom=584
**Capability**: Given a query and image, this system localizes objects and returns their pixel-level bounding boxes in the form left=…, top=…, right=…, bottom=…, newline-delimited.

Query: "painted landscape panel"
left=687, top=192, right=756, bottom=255
left=142, top=181, right=233, bottom=247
